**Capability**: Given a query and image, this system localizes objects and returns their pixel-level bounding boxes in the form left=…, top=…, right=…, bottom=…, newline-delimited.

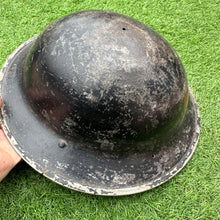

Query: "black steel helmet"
left=0, top=10, right=200, bottom=196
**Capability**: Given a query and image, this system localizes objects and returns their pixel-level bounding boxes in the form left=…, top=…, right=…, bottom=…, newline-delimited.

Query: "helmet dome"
left=24, top=11, right=188, bottom=153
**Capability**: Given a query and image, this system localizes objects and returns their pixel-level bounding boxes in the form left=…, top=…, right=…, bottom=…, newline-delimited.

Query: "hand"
left=0, top=99, right=22, bottom=182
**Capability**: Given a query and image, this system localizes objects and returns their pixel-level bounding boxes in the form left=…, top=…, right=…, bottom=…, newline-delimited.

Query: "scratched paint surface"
left=0, top=11, right=200, bottom=196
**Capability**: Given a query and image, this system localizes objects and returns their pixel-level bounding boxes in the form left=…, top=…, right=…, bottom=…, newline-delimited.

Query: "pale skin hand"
left=0, top=99, right=22, bottom=182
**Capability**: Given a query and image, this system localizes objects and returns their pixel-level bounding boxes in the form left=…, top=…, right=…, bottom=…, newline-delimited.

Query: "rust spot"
left=184, top=87, right=189, bottom=110
left=42, top=169, right=48, bottom=174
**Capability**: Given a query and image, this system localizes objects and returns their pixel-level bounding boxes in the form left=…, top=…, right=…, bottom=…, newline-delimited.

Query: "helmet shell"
left=0, top=10, right=200, bottom=195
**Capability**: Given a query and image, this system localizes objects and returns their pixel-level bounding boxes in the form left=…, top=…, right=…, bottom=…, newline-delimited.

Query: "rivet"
left=58, top=139, right=67, bottom=148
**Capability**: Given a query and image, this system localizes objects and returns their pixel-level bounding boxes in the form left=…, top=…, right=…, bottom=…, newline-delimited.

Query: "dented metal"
left=0, top=11, right=200, bottom=196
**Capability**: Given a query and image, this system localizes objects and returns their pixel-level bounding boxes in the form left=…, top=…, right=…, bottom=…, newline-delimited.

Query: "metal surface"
left=0, top=10, right=200, bottom=196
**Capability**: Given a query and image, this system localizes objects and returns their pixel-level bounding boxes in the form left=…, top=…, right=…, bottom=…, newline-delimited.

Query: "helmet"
left=0, top=10, right=200, bottom=196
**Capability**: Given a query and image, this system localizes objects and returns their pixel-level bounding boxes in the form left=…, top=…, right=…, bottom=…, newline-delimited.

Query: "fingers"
left=0, top=98, right=2, bottom=129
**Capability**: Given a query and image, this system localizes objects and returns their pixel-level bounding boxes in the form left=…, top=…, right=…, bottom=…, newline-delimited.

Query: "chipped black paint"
left=23, top=11, right=188, bottom=154
left=0, top=11, right=200, bottom=196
